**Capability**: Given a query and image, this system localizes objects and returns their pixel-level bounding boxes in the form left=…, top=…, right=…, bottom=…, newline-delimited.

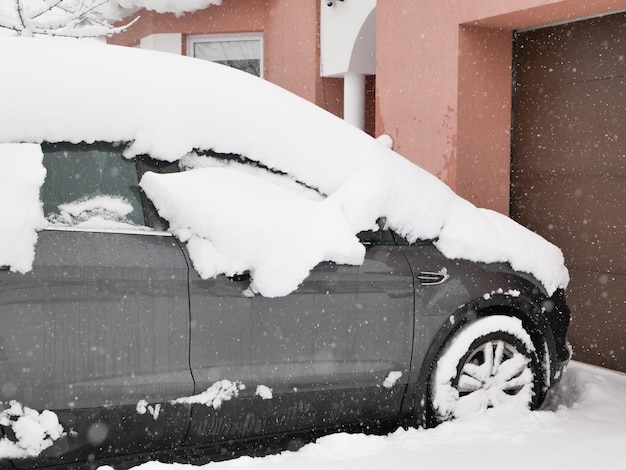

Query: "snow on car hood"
left=0, top=37, right=569, bottom=296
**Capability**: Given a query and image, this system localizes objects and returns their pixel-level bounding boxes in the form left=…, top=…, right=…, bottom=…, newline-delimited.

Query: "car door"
left=183, top=230, right=414, bottom=444
left=0, top=143, right=193, bottom=467
left=248, top=231, right=415, bottom=430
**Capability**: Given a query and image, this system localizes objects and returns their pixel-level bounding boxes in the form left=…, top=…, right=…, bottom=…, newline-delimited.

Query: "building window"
left=188, top=34, right=263, bottom=77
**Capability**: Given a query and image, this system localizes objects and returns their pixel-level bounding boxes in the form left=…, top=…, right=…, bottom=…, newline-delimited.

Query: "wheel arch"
left=411, top=293, right=557, bottom=426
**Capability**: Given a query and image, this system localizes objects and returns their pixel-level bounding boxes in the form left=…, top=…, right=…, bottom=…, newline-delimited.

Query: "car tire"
left=429, top=315, right=544, bottom=421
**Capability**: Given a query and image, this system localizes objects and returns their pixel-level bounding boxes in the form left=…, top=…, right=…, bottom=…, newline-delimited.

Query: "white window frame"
left=187, top=33, right=264, bottom=78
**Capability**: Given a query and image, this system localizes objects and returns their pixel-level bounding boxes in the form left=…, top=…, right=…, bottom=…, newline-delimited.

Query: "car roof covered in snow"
left=0, top=37, right=569, bottom=296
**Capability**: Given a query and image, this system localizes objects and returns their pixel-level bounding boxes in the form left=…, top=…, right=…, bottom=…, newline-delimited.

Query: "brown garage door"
left=511, top=12, right=625, bottom=372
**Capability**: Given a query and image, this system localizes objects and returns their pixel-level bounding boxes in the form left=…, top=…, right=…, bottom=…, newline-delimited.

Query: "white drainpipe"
left=343, top=72, right=365, bottom=130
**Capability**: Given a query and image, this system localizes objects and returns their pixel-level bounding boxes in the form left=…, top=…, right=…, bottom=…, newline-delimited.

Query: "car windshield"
left=40, top=142, right=145, bottom=228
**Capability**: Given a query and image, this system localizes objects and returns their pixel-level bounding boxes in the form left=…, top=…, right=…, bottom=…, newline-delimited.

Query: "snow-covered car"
left=0, top=37, right=570, bottom=467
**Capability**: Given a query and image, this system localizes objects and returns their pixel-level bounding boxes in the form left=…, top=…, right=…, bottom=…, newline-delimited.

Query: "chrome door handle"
left=417, top=268, right=449, bottom=286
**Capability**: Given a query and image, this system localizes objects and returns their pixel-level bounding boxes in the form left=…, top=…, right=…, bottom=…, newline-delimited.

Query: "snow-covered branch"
left=0, top=0, right=137, bottom=37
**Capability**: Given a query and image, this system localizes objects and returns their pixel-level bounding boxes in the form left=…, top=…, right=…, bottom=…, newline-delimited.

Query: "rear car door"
left=0, top=143, right=193, bottom=466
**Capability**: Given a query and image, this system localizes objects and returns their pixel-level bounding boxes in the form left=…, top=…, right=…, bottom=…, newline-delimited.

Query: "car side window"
left=41, top=142, right=145, bottom=228
left=136, top=155, right=180, bottom=231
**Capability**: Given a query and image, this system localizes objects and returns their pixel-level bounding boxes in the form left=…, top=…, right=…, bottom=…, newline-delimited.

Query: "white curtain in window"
left=193, top=40, right=260, bottom=62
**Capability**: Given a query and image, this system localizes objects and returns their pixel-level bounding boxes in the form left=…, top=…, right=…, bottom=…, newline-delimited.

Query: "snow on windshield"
left=0, top=144, right=46, bottom=273
left=0, top=37, right=569, bottom=296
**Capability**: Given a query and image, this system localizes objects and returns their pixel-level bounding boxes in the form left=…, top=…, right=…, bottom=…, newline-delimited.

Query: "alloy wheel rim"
left=456, top=339, right=533, bottom=398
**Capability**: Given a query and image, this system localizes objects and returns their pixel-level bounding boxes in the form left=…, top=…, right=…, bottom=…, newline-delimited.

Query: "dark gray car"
left=0, top=141, right=570, bottom=469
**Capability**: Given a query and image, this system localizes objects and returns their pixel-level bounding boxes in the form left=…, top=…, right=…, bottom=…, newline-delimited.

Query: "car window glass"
left=136, top=155, right=181, bottom=231
left=40, top=142, right=145, bottom=228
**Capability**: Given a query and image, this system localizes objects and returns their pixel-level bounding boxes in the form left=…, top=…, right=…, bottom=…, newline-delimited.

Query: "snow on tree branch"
left=103, top=1, right=223, bottom=19
left=0, top=0, right=138, bottom=37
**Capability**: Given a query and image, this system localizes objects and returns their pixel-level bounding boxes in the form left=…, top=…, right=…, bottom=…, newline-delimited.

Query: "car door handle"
left=417, top=268, right=449, bottom=286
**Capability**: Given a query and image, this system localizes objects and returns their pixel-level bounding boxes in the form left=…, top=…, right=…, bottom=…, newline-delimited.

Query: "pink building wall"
left=111, top=0, right=626, bottom=214
left=109, top=0, right=345, bottom=121
left=376, top=0, right=626, bottom=213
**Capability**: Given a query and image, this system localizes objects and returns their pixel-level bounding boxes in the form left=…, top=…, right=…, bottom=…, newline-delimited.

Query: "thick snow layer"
left=140, top=168, right=364, bottom=297
left=0, top=144, right=46, bottom=273
left=180, top=154, right=324, bottom=202
left=118, top=362, right=626, bottom=470
left=0, top=37, right=569, bottom=295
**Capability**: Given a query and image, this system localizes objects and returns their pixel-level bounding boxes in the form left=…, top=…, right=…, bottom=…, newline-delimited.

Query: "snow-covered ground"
left=124, top=362, right=626, bottom=470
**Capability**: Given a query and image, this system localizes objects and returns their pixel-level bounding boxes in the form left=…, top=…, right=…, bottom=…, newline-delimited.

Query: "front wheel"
left=429, top=315, right=545, bottom=421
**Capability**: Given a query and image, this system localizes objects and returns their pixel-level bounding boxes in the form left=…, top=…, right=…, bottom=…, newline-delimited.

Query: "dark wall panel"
left=512, top=13, right=626, bottom=372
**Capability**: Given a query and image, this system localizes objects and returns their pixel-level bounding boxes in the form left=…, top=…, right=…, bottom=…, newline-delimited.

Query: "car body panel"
left=0, top=229, right=193, bottom=465
left=184, top=244, right=414, bottom=445
left=398, top=241, right=570, bottom=416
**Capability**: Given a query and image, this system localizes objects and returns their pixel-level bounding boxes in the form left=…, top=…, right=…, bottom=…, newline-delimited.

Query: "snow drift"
left=0, top=37, right=569, bottom=296
left=123, top=362, right=626, bottom=470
